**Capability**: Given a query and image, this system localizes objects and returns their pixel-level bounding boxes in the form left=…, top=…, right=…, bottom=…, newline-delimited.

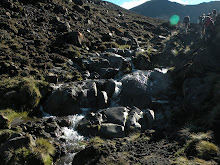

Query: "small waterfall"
left=110, top=80, right=122, bottom=107
left=57, top=114, right=86, bottom=165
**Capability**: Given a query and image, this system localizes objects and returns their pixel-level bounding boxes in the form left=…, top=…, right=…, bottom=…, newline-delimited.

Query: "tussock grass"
left=30, top=137, right=55, bottom=165
left=196, top=141, right=220, bottom=160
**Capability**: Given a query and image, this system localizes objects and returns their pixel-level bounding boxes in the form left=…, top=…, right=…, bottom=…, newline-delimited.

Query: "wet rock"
left=126, top=107, right=143, bottom=130
left=149, top=70, right=172, bottom=97
left=140, top=109, right=155, bottom=130
left=81, top=81, right=98, bottom=108
left=99, top=68, right=119, bottom=79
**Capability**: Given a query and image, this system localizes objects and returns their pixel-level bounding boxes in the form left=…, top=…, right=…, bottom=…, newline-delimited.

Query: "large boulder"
left=100, top=107, right=129, bottom=126
left=118, top=69, right=172, bottom=108
left=45, top=84, right=82, bottom=116
left=119, top=70, right=152, bottom=108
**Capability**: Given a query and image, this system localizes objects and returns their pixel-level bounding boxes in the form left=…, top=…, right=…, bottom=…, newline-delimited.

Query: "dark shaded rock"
left=45, top=85, right=82, bottom=116
left=73, top=5, right=85, bottom=14
left=132, top=54, right=152, bottom=70
left=64, top=31, right=84, bottom=46
left=97, top=91, right=108, bottom=109
left=45, top=73, right=58, bottom=84
left=104, top=79, right=116, bottom=98
left=183, top=77, right=213, bottom=112
left=0, top=136, right=30, bottom=158
left=0, top=114, right=10, bottom=129
left=73, top=0, right=85, bottom=5
left=72, top=145, right=108, bottom=165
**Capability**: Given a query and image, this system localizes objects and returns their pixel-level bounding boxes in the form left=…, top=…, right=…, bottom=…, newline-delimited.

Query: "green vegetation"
left=174, top=131, right=219, bottom=163
left=0, top=76, right=49, bottom=111
left=5, top=137, right=55, bottom=165
left=30, top=137, right=55, bottom=165
left=90, top=136, right=105, bottom=147
left=0, top=108, right=28, bottom=124
left=173, top=156, right=216, bottom=165
left=196, top=141, right=220, bottom=160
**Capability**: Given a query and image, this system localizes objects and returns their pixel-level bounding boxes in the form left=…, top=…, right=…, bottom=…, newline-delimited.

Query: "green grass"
left=0, top=109, right=28, bottom=123
left=30, top=137, right=55, bottom=165
left=0, top=76, right=48, bottom=111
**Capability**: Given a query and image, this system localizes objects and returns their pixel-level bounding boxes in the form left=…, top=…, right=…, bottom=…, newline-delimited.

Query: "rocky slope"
left=131, top=0, right=220, bottom=23
left=1, top=0, right=220, bottom=164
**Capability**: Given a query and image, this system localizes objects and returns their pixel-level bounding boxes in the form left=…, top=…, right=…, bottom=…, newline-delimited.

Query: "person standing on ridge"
left=204, top=15, right=215, bottom=42
left=183, top=16, right=190, bottom=34
left=212, top=9, right=217, bottom=21
left=198, top=14, right=206, bottom=38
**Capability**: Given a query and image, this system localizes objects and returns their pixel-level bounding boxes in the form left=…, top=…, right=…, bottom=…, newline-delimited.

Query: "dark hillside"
left=131, top=0, right=220, bottom=22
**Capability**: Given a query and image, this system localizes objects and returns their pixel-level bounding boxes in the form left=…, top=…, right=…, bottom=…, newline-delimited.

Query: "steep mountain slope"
left=131, top=0, right=220, bottom=22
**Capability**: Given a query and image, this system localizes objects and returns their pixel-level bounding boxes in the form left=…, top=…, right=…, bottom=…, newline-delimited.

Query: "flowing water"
left=56, top=114, right=86, bottom=165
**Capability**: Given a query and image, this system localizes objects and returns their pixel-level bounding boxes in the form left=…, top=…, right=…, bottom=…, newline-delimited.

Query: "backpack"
left=204, top=16, right=214, bottom=28
left=184, top=16, right=190, bottom=23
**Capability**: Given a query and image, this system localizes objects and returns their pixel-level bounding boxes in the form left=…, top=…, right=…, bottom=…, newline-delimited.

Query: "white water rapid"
left=56, top=114, right=86, bottom=165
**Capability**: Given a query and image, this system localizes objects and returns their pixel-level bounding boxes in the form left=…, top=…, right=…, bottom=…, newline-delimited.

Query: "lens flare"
left=170, top=15, right=180, bottom=25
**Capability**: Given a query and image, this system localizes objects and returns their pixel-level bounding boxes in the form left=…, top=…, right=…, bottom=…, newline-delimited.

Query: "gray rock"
left=126, top=107, right=143, bottom=130
left=140, top=109, right=155, bottom=130
left=101, top=107, right=129, bottom=126
left=100, top=123, right=125, bottom=138
left=119, top=71, right=151, bottom=108
left=97, top=91, right=108, bottom=109
left=81, top=81, right=98, bottom=108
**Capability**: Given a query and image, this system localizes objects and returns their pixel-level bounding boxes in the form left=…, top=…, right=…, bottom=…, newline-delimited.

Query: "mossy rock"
left=0, top=77, right=49, bottom=112
left=6, top=147, right=44, bottom=165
